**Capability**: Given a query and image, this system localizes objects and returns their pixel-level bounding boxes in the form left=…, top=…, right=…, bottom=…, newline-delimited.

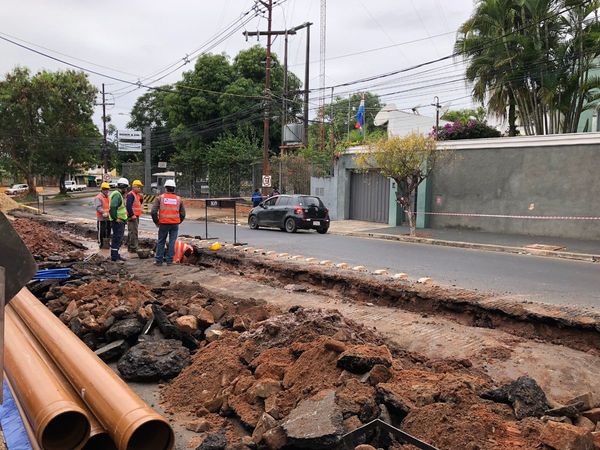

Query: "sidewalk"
left=329, top=220, right=600, bottom=262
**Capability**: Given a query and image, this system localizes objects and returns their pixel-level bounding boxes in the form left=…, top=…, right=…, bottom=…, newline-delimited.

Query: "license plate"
left=313, top=221, right=320, bottom=226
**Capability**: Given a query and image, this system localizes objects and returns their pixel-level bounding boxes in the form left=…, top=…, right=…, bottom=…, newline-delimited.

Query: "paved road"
left=45, top=198, right=600, bottom=308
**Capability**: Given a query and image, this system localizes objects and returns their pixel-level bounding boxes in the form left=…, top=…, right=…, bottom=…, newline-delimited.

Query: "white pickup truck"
left=64, top=180, right=86, bottom=192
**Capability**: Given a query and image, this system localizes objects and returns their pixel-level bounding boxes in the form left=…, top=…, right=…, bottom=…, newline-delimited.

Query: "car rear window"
left=298, top=196, right=322, bottom=207
left=276, top=196, right=291, bottom=206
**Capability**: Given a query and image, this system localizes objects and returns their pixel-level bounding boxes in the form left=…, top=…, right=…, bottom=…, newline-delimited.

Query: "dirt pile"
left=11, top=217, right=82, bottom=259
left=158, top=300, right=567, bottom=450
left=0, top=192, right=20, bottom=212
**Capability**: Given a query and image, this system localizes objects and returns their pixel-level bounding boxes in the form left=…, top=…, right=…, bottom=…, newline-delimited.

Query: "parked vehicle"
left=64, top=180, right=86, bottom=192
left=248, top=194, right=330, bottom=233
left=5, top=184, right=29, bottom=195
left=108, top=179, right=119, bottom=189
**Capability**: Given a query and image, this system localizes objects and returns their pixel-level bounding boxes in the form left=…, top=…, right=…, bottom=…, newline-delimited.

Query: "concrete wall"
left=311, top=176, right=339, bottom=220
left=430, top=133, right=600, bottom=240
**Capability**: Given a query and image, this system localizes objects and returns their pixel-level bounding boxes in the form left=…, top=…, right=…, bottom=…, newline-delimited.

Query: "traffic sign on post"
left=262, top=175, right=272, bottom=188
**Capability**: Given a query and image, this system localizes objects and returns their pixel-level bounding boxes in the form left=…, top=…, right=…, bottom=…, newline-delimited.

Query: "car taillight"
left=294, top=207, right=304, bottom=215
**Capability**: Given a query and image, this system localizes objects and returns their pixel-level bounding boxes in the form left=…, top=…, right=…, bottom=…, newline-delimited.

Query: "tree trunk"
left=508, top=94, right=517, bottom=136
left=405, top=198, right=416, bottom=237
left=26, top=173, right=36, bottom=195
left=59, top=173, right=67, bottom=195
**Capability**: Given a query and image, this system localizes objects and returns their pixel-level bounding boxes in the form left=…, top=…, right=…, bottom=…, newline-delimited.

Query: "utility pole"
left=263, top=0, right=273, bottom=196
left=303, top=23, right=311, bottom=147
left=144, top=127, right=152, bottom=195
left=244, top=20, right=312, bottom=151
left=432, top=96, right=441, bottom=140
left=95, top=83, right=114, bottom=174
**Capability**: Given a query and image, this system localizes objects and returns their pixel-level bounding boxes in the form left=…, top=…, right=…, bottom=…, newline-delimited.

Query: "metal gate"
left=349, top=170, right=390, bottom=223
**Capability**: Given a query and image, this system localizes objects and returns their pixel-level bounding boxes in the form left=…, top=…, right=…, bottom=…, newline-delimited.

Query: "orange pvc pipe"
left=11, top=289, right=174, bottom=450
left=7, top=307, right=118, bottom=450
left=4, top=310, right=91, bottom=450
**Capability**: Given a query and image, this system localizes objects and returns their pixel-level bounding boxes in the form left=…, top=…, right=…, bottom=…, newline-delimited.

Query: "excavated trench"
left=19, top=211, right=600, bottom=355
left=193, top=248, right=600, bottom=355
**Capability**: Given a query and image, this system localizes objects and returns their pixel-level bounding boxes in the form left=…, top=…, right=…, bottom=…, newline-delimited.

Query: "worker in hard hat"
left=94, top=182, right=111, bottom=249
left=126, top=180, right=144, bottom=253
left=151, top=179, right=186, bottom=266
left=109, top=178, right=129, bottom=262
left=173, top=240, right=194, bottom=264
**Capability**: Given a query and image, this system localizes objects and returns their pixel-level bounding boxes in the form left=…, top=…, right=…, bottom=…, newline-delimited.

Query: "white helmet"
left=117, top=177, right=129, bottom=187
left=164, top=179, right=176, bottom=188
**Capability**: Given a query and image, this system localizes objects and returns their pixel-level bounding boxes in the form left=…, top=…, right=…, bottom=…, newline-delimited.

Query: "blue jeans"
left=110, top=221, right=125, bottom=261
left=156, top=224, right=179, bottom=264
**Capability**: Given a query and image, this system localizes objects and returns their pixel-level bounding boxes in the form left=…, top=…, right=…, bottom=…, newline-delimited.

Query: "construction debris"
left=16, top=215, right=600, bottom=450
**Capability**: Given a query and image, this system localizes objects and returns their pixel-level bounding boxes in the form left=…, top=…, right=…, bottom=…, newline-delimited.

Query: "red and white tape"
left=418, top=211, right=600, bottom=220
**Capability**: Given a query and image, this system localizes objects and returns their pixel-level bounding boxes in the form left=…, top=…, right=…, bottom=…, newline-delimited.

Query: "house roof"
left=374, top=104, right=450, bottom=137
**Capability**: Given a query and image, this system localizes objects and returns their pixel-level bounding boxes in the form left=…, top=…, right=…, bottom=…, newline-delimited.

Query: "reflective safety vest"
left=173, top=241, right=193, bottom=263
left=127, top=191, right=143, bottom=217
left=158, top=193, right=181, bottom=224
left=95, top=193, right=109, bottom=219
left=109, top=190, right=128, bottom=221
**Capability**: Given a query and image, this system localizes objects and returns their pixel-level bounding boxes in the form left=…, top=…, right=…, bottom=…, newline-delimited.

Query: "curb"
left=331, top=230, right=599, bottom=263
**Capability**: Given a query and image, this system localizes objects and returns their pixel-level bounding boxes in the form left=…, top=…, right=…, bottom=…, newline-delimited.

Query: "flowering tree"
left=355, top=133, right=449, bottom=236
left=433, top=119, right=501, bottom=140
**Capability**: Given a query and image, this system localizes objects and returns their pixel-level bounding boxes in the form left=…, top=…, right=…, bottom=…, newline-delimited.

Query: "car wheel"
left=284, top=217, right=297, bottom=233
left=248, top=215, right=259, bottom=230
left=316, top=226, right=329, bottom=234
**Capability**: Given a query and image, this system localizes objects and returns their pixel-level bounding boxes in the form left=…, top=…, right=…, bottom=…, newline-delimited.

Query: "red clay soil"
left=11, top=217, right=80, bottom=259
left=160, top=303, right=550, bottom=449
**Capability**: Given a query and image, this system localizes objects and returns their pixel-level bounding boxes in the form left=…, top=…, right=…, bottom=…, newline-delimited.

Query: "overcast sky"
left=1, top=0, right=477, bottom=131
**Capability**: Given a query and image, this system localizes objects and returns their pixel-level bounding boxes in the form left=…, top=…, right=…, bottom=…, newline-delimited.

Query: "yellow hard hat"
left=209, top=242, right=222, bottom=251
left=132, top=180, right=143, bottom=187
left=100, top=182, right=110, bottom=189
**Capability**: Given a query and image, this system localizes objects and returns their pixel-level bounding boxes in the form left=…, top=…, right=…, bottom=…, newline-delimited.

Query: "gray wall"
left=430, top=140, right=600, bottom=239
left=311, top=176, right=338, bottom=220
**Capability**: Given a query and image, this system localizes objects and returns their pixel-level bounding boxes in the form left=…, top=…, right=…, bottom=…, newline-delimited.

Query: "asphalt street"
left=44, top=197, right=600, bottom=308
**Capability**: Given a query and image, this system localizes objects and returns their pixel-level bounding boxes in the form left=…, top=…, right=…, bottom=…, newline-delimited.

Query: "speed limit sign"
left=262, top=175, right=272, bottom=188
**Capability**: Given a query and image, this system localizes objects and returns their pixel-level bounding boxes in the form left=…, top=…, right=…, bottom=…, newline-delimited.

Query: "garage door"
left=349, top=171, right=390, bottom=223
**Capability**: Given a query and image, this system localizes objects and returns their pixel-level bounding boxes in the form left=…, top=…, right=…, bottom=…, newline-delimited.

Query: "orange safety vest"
left=127, top=191, right=143, bottom=217
left=95, top=193, right=109, bottom=219
left=158, top=193, right=182, bottom=224
left=173, top=241, right=193, bottom=263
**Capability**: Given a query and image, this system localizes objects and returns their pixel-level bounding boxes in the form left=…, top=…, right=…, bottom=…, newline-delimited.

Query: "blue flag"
left=355, top=97, right=365, bottom=134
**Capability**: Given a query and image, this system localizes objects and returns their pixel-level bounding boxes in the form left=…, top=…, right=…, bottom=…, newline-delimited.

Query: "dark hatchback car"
left=248, top=195, right=330, bottom=233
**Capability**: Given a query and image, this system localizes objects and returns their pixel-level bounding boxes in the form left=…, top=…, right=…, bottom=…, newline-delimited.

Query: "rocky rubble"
left=12, top=217, right=84, bottom=260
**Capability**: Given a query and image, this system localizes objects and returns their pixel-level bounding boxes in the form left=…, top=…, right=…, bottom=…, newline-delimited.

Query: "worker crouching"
left=151, top=179, right=186, bottom=266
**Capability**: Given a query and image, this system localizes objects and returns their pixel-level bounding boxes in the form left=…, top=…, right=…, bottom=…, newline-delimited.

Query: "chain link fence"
left=175, top=155, right=333, bottom=199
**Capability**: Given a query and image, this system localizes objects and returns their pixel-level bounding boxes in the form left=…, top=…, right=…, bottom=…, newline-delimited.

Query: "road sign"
left=102, top=173, right=111, bottom=183
left=118, top=142, right=142, bottom=152
left=158, top=161, right=167, bottom=168
left=118, top=130, right=142, bottom=141
left=262, top=175, right=272, bottom=188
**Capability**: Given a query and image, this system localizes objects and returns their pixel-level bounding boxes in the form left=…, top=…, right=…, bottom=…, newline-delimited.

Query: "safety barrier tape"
left=418, top=211, right=600, bottom=220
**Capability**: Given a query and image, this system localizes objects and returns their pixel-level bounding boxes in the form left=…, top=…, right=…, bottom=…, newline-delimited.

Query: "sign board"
left=102, top=173, right=112, bottom=183
left=158, top=161, right=167, bottom=169
left=118, top=130, right=142, bottom=141
left=118, top=142, right=142, bottom=152
left=262, top=175, right=272, bottom=188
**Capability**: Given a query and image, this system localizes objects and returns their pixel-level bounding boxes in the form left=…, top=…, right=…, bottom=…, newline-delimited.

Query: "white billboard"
left=118, top=142, right=142, bottom=152
left=118, top=129, right=142, bottom=141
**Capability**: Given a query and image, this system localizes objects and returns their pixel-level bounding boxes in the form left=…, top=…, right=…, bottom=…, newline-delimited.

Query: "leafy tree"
left=0, top=67, right=99, bottom=193
left=441, top=107, right=487, bottom=123
left=355, top=133, right=447, bottom=236
left=323, top=92, right=383, bottom=143
left=456, top=0, right=600, bottom=135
